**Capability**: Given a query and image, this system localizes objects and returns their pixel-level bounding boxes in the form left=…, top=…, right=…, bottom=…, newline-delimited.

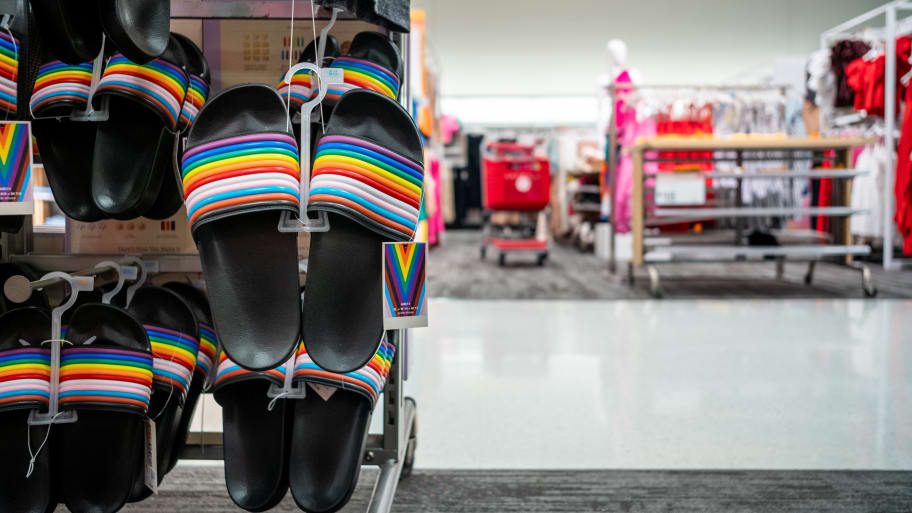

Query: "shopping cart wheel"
left=536, top=253, right=547, bottom=266
left=498, top=253, right=506, bottom=267
left=480, top=245, right=486, bottom=260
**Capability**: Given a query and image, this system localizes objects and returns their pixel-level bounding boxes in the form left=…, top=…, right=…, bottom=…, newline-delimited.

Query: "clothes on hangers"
left=896, top=76, right=912, bottom=254
left=830, top=40, right=871, bottom=108
left=851, top=144, right=887, bottom=238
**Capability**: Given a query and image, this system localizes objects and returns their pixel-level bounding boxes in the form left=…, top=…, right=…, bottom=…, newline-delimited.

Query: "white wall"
left=413, top=0, right=885, bottom=97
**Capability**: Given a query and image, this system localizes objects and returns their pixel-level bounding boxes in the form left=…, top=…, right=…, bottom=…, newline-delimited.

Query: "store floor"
left=120, top=298, right=911, bottom=512
left=430, top=230, right=912, bottom=299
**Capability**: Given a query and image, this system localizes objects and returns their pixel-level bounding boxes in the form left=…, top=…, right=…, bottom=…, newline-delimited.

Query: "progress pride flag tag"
left=381, top=242, right=428, bottom=330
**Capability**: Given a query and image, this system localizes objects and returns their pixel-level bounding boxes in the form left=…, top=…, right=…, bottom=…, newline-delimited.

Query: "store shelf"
left=631, top=136, right=875, bottom=152
left=11, top=254, right=204, bottom=273
left=651, top=207, right=865, bottom=218
left=644, top=229, right=832, bottom=247
left=643, top=244, right=871, bottom=263
left=644, top=170, right=867, bottom=180
left=170, top=0, right=354, bottom=19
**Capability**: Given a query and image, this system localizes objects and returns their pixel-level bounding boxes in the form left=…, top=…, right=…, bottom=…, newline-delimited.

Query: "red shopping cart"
left=479, top=141, right=551, bottom=266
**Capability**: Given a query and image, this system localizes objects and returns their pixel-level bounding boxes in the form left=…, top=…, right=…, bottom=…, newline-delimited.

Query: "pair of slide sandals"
left=32, top=27, right=210, bottom=222
left=0, top=303, right=153, bottom=513
left=213, top=329, right=396, bottom=512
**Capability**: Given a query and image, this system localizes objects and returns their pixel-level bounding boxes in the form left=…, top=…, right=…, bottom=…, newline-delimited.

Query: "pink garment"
left=614, top=115, right=657, bottom=233
left=614, top=70, right=634, bottom=134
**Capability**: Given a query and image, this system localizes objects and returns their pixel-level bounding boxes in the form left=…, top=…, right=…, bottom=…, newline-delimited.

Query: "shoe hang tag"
left=308, top=383, right=337, bottom=402
left=0, top=122, right=34, bottom=215
left=144, top=418, right=158, bottom=495
left=381, top=242, right=428, bottom=330
left=323, top=67, right=344, bottom=85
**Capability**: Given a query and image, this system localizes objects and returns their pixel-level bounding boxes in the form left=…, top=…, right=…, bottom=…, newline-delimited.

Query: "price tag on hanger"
left=323, top=67, right=344, bottom=85
left=655, top=173, right=706, bottom=206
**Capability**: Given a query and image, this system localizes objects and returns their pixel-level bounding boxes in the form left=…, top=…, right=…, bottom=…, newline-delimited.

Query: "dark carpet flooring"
left=77, top=467, right=912, bottom=512
left=429, top=230, right=912, bottom=299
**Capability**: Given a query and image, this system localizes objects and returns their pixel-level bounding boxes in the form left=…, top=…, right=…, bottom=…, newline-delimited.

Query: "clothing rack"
left=603, top=82, right=790, bottom=273
left=821, top=0, right=912, bottom=270
left=624, top=136, right=877, bottom=298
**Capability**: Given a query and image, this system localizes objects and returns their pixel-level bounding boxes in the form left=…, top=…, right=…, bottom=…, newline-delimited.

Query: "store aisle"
left=408, top=298, right=912, bottom=469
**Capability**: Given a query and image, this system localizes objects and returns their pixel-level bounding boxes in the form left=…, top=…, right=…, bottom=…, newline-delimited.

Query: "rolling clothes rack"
left=821, top=0, right=912, bottom=270
left=603, top=83, right=790, bottom=273
left=624, top=136, right=877, bottom=298
left=2, top=2, right=419, bottom=511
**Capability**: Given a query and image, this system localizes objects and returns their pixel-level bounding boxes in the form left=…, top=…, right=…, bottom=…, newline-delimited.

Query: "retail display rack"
left=821, top=0, right=912, bottom=271
left=621, top=136, right=877, bottom=298
left=1, top=2, right=418, bottom=512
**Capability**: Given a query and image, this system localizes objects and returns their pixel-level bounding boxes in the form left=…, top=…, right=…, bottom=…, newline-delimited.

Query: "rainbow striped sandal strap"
left=196, top=323, right=218, bottom=383
left=30, top=60, right=92, bottom=116
left=310, top=56, right=399, bottom=105
left=180, top=131, right=302, bottom=236
left=0, top=30, right=19, bottom=117
left=292, top=339, right=394, bottom=406
left=179, top=73, right=209, bottom=131
left=212, top=352, right=287, bottom=391
left=145, top=324, right=199, bottom=403
left=93, top=53, right=188, bottom=131
left=308, top=134, right=424, bottom=242
left=0, top=347, right=51, bottom=412
left=276, top=68, right=314, bottom=111
left=58, top=346, right=154, bottom=415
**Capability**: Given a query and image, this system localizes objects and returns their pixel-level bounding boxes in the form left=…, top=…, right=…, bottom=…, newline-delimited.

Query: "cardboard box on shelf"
left=215, top=19, right=376, bottom=88
left=68, top=208, right=197, bottom=255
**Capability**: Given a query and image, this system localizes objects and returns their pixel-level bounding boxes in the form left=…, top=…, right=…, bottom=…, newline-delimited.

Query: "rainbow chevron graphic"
left=383, top=242, right=427, bottom=322
left=0, top=122, right=31, bottom=203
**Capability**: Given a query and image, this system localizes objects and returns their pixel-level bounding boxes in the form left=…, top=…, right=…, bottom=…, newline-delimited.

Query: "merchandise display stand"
left=1, top=2, right=419, bottom=512
left=623, top=136, right=877, bottom=298
left=821, top=0, right=912, bottom=271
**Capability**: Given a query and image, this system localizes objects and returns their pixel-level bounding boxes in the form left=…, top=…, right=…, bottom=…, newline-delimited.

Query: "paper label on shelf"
left=381, top=242, right=428, bottom=330
left=654, top=173, right=706, bottom=206
left=144, top=418, right=158, bottom=495
left=309, top=383, right=337, bottom=401
left=0, top=121, right=34, bottom=215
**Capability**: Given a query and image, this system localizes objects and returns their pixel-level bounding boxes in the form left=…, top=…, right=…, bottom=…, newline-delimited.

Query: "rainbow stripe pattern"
left=312, top=56, right=398, bottom=103
left=0, top=30, right=18, bottom=116
left=197, top=324, right=218, bottom=379
left=181, top=133, right=301, bottom=231
left=59, top=346, right=154, bottom=414
left=213, top=352, right=285, bottom=388
left=0, top=348, right=51, bottom=409
left=179, top=74, right=209, bottom=130
left=145, top=325, right=199, bottom=402
left=310, top=135, right=423, bottom=241
left=383, top=242, right=426, bottom=318
left=0, top=122, right=31, bottom=203
left=293, top=339, right=394, bottom=404
left=95, top=54, right=188, bottom=129
left=277, top=69, right=313, bottom=109
left=30, top=61, right=92, bottom=115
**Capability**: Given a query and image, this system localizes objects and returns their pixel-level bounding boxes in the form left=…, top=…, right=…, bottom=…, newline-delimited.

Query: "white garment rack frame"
left=821, top=0, right=912, bottom=270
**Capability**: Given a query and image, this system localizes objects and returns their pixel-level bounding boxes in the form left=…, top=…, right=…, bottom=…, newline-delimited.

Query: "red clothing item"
left=896, top=80, right=912, bottom=254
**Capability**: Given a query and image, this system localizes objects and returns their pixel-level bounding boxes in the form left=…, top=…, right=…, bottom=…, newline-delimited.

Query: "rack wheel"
left=861, top=266, right=878, bottom=298
left=536, top=253, right=547, bottom=266
left=647, top=266, right=663, bottom=299
left=400, top=400, right=417, bottom=480
left=498, top=253, right=506, bottom=266
left=480, top=245, right=486, bottom=260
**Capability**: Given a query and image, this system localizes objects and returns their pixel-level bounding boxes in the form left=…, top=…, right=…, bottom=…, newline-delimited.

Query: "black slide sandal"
left=56, top=302, right=153, bottom=513
left=30, top=0, right=102, bottom=64
left=145, top=33, right=211, bottom=220
left=289, top=336, right=395, bottom=512
left=161, top=281, right=217, bottom=475
left=30, top=53, right=105, bottom=222
left=90, top=34, right=188, bottom=220
left=213, top=353, right=291, bottom=511
left=98, top=0, right=169, bottom=64
left=126, top=286, right=199, bottom=500
left=0, top=307, right=53, bottom=513
left=303, top=89, right=424, bottom=373
left=181, top=84, right=301, bottom=370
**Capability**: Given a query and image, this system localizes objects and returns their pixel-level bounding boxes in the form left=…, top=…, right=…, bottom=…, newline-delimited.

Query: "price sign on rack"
left=654, top=172, right=706, bottom=206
